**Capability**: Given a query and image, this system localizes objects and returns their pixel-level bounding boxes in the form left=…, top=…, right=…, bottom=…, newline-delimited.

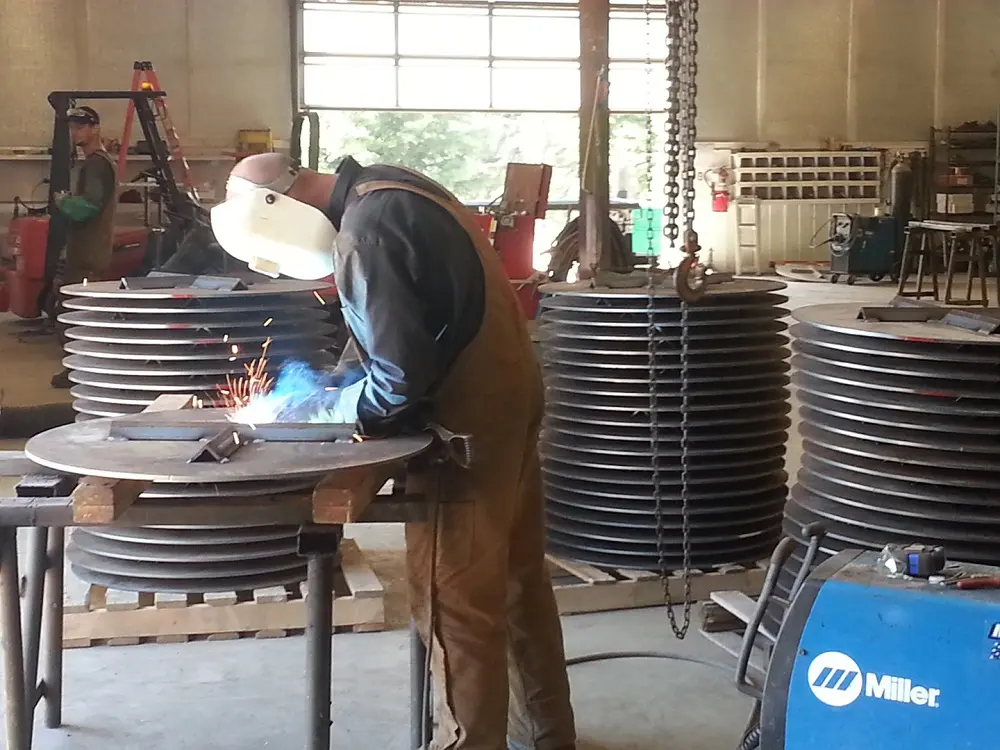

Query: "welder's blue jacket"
left=325, top=156, right=487, bottom=436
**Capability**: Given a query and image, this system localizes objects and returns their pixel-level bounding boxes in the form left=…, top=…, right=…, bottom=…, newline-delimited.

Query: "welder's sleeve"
left=56, top=158, right=115, bottom=223
left=333, top=231, right=439, bottom=435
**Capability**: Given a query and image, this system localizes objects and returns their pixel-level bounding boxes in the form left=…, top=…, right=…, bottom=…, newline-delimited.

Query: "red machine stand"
left=474, top=213, right=541, bottom=320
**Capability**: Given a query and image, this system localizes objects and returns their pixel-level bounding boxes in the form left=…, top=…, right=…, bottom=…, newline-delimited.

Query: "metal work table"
left=0, top=413, right=440, bottom=750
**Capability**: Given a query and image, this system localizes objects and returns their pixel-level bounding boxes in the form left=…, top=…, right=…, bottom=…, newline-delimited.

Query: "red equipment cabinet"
left=473, top=213, right=540, bottom=319
left=1, top=214, right=150, bottom=319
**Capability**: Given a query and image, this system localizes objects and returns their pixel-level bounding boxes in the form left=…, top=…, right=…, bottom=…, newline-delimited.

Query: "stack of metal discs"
left=537, top=279, right=791, bottom=571
left=56, top=276, right=337, bottom=593
left=786, top=303, right=1000, bottom=568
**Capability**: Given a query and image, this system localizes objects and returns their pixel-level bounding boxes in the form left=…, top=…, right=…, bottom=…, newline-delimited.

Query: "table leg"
left=1, top=527, right=29, bottom=750
left=22, top=528, right=48, bottom=717
left=410, top=622, right=432, bottom=749
left=300, top=524, right=342, bottom=750
left=42, top=528, right=64, bottom=728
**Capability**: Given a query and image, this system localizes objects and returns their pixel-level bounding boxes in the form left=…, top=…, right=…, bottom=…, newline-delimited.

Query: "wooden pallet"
left=63, top=539, right=385, bottom=647
left=547, top=554, right=768, bottom=616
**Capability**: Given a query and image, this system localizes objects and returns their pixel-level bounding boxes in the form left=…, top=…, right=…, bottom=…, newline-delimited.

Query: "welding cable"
left=565, top=650, right=730, bottom=672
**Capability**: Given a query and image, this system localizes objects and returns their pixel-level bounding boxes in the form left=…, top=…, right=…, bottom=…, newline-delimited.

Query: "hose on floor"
left=566, top=651, right=760, bottom=750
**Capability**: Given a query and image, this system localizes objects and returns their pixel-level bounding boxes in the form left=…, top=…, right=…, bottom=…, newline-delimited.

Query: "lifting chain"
left=644, top=0, right=700, bottom=640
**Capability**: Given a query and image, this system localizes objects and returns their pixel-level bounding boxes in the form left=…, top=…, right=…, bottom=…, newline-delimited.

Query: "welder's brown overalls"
left=52, top=150, right=117, bottom=340
left=355, top=179, right=577, bottom=750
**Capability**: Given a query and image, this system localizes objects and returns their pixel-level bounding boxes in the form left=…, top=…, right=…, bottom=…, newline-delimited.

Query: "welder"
left=49, top=106, right=119, bottom=389
left=210, top=153, right=577, bottom=750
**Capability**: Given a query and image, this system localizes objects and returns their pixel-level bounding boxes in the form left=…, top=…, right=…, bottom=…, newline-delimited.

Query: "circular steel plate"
left=26, top=410, right=432, bottom=482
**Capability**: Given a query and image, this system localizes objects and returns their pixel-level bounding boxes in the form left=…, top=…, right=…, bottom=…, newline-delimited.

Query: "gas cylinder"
left=888, top=157, right=914, bottom=223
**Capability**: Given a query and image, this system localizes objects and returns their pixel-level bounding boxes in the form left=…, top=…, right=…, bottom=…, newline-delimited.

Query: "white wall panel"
left=0, top=0, right=79, bottom=144
left=939, top=0, right=1000, bottom=125
left=851, top=0, right=937, bottom=142
left=760, top=0, right=851, bottom=145
left=0, top=0, right=291, bottom=149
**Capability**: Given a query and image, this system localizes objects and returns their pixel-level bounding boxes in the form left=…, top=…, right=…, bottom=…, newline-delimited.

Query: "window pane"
left=302, top=7, right=395, bottom=55
left=398, top=60, right=491, bottom=109
left=303, top=58, right=396, bottom=108
left=491, top=10, right=579, bottom=59
left=492, top=62, right=580, bottom=111
left=609, top=12, right=668, bottom=60
left=398, top=7, right=489, bottom=57
left=608, top=62, right=669, bottom=112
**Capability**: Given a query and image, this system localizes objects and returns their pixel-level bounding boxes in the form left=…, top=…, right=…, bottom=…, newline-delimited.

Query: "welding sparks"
left=230, top=344, right=239, bottom=354
left=313, top=291, right=325, bottom=305
left=232, top=432, right=241, bottom=445
left=82, top=278, right=88, bottom=286
left=263, top=317, right=273, bottom=327
left=217, top=356, right=275, bottom=412
left=223, top=334, right=230, bottom=343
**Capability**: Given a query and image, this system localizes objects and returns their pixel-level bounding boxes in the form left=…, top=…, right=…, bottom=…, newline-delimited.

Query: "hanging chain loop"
left=648, top=0, right=698, bottom=640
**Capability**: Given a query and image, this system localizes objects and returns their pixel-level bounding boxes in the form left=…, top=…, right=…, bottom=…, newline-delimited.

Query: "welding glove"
left=328, top=378, right=365, bottom=424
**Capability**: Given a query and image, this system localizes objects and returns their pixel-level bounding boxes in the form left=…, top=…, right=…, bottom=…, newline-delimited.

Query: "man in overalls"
left=49, top=106, right=118, bottom=388
left=210, top=152, right=576, bottom=750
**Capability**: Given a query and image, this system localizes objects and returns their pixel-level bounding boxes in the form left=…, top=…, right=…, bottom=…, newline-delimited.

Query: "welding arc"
left=537, top=281, right=790, bottom=571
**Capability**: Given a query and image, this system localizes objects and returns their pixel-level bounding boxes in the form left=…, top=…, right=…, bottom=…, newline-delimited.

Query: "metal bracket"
left=188, top=429, right=246, bottom=464
left=118, top=274, right=248, bottom=291
left=858, top=295, right=1000, bottom=334
left=296, top=525, right=342, bottom=558
left=15, top=474, right=75, bottom=498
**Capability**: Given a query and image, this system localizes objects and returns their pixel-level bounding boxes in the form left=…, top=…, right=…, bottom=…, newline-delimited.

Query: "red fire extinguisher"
left=705, top=167, right=732, bottom=212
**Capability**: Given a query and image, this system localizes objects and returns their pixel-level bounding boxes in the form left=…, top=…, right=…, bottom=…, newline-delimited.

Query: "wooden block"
left=204, top=591, right=239, bottom=607
left=155, top=592, right=189, bottom=610
left=143, top=394, right=196, bottom=413
left=545, top=555, right=617, bottom=584
left=312, top=466, right=394, bottom=524
left=85, top=584, right=107, bottom=611
left=107, top=637, right=142, bottom=647
left=700, top=601, right=746, bottom=634
left=105, top=589, right=142, bottom=612
left=155, top=635, right=190, bottom=645
left=339, top=539, right=384, bottom=600
left=206, top=632, right=241, bottom=642
left=616, top=568, right=660, bottom=582
left=72, top=477, right=148, bottom=524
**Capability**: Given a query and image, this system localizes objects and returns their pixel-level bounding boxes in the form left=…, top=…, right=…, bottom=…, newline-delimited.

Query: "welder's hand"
left=328, top=379, right=365, bottom=424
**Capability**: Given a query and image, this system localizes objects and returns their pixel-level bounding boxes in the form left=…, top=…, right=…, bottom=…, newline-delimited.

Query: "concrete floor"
left=0, top=276, right=958, bottom=749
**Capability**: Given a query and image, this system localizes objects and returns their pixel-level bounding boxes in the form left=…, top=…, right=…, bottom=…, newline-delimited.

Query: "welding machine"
left=755, top=549, right=998, bottom=749
left=827, top=213, right=901, bottom=285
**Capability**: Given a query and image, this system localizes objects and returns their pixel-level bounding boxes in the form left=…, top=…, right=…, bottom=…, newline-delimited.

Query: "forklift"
left=1, top=87, right=228, bottom=320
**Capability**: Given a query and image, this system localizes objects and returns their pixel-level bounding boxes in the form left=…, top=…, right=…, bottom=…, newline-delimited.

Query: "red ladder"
left=118, top=61, right=198, bottom=198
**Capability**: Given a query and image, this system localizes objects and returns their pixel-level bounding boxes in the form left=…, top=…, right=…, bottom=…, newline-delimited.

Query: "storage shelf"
left=733, top=150, right=883, bottom=202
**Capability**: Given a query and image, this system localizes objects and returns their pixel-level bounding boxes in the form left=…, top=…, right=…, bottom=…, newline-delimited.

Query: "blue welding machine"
left=759, top=550, right=999, bottom=749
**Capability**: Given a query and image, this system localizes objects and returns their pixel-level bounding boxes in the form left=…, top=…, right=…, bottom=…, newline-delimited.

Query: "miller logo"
left=806, top=652, right=941, bottom=709
left=807, top=652, right=863, bottom=707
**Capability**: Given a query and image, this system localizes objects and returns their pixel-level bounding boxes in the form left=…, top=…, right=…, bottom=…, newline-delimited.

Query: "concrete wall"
left=0, top=0, right=292, bottom=147
left=698, top=0, right=1000, bottom=146
left=0, top=0, right=292, bottom=233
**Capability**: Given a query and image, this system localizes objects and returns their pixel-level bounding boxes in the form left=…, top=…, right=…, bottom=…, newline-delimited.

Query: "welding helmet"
left=209, top=161, right=336, bottom=280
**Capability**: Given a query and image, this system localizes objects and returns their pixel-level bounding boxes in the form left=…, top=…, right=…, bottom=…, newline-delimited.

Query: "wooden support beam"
left=72, top=477, right=149, bottom=524
left=311, top=465, right=395, bottom=525
left=579, top=0, right=611, bottom=274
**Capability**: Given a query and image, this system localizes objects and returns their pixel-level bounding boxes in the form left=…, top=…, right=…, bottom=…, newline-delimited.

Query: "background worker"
left=210, top=152, right=577, bottom=750
left=49, top=105, right=118, bottom=389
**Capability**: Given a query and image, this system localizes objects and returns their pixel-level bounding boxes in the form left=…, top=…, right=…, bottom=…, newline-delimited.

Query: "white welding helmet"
left=209, top=164, right=336, bottom=280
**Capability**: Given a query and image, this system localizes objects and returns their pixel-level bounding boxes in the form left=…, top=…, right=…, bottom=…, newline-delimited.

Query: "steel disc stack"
left=537, top=279, right=791, bottom=571
left=777, top=303, right=1000, bottom=624
left=57, top=276, right=337, bottom=593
